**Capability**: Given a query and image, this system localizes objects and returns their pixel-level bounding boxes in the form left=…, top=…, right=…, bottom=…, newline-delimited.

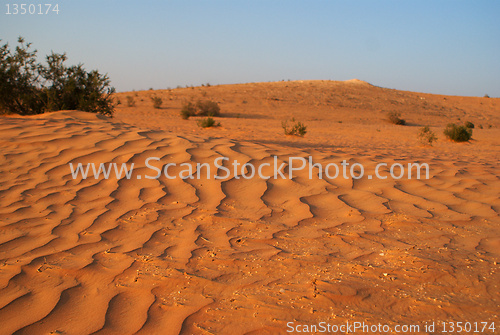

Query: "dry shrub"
left=444, top=123, right=472, bottom=142
left=126, top=96, right=135, bottom=107
left=151, top=96, right=163, bottom=109
left=197, top=117, right=220, bottom=128
left=387, top=111, right=406, bottom=125
left=180, top=100, right=220, bottom=118
left=282, top=118, right=307, bottom=136
left=196, top=100, right=220, bottom=116
left=418, top=126, right=437, bottom=146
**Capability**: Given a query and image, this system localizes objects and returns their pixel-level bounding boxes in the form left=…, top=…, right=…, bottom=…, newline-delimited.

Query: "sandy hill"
left=114, top=80, right=500, bottom=158
left=0, top=80, right=499, bottom=334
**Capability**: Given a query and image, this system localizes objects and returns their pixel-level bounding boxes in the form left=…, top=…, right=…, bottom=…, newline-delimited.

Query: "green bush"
left=0, top=37, right=115, bottom=116
left=197, top=117, right=220, bottom=128
left=444, top=123, right=472, bottom=142
left=387, top=111, right=406, bottom=125
left=418, top=126, right=437, bottom=146
left=282, top=118, right=307, bottom=137
left=151, top=96, right=162, bottom=109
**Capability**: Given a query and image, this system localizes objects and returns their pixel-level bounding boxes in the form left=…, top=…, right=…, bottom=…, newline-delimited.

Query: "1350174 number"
left=5, top=4, right=59, bottom=15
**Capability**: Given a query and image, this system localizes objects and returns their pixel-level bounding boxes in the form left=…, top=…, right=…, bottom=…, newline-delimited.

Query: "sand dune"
left=1, top=81, right=499, bottom=334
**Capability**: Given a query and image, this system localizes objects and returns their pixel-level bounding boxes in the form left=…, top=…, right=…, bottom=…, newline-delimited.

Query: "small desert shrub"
left=126, top=96, right=135, bottom=107
left=116, top=98, right=121, bottom=105
left=418, top=126, right=437, bottom=146
left=180, top=100, right=220, bottom=118
left=180, top=101, right=197, bottom=119
left=282, top=118, right=307, bottom=137
left=464, top=121, right=474, bottom=129
left=444, top=123, right=472, bottom=142
left=197, top=117, right=220, bottom=128
left=479, top=124, right=483, bottom=129
left=484, top=94, right=490, bottom=98
left=387, top=111, right=406, bottom=125
left=151, top=96, right=163, bottom=109
left=180, top=109, right=191, bottom=120
left=196, top=100, right=220, bottom=116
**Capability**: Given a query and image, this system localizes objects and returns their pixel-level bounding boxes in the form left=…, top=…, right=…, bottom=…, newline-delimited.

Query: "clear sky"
left=2, top=0, right=499, bottom=96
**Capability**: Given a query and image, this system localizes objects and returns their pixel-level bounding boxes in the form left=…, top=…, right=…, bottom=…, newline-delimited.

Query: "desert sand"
left=0, top=80, right=499, bottom=334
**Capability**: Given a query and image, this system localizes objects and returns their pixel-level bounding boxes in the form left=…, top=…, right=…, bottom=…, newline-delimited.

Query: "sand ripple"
left=0, top=111, right=499, bottom=334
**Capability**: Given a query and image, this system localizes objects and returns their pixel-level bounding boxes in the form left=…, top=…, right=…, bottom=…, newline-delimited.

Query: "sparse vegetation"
left=418, top=126, right=437, bottom=146
left=387, top=111, right=406, bottom=125
left=126, top=96, right=135, bottom=107
left=444, top=123, right=472, bottom=142
left=180, top=110, right=191, bottom=120
left=484, top=94, right=490, bottom=98
left=282, top=118, right=307, bottom=137
left=180, top=101, right=196, bottom=119
left=0, top=37, right=115, bottom=116
left=180, top=100, right=220, bottom=119
left=196, top=100, right=220, bottom=116
left=151, top=96, right=163, bottom=109
left=197, top=117, right=220, bottom=128
left=464, top=121, right=475, bottom=129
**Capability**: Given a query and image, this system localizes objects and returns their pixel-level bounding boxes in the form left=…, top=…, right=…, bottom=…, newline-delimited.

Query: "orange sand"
left=0, top=80, right=499, bottom=334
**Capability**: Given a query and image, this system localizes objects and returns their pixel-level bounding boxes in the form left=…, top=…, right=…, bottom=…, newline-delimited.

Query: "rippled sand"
left=1, top=81, right=499, bottom=334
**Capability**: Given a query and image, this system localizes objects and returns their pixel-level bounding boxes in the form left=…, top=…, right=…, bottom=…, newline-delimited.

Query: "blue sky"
left=2, top=0, right=499, bottom=96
